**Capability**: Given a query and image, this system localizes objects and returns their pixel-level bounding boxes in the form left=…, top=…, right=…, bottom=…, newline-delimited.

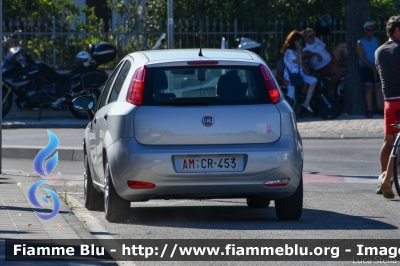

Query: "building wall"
left=73, top=0, right=86, bottom=24
left=73, top=0, right=118, bottom=31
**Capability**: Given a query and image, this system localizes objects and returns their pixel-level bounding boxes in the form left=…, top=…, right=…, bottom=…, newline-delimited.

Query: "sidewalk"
left=2, top=117, right=88, bottom=129
left=296, top=114, right=384, bottom=139
left=0, top=171, right=117, bottom=265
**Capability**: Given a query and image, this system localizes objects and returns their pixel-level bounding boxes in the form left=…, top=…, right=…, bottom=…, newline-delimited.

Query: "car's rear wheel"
left=84, top=151, right=104, bottom=211
left=274, top=176, right=303, bottom=220
left=246, top=195, right=270, bottom=208
left=104, top=158, right=130, bottom=223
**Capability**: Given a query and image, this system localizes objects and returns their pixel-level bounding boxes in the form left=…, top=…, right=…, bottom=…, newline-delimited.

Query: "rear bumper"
left=107, top=135, right=303, bottom=202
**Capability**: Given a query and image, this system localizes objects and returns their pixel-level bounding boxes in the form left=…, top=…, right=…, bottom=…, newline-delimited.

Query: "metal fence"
left=2, top=17, right=389, bottom=68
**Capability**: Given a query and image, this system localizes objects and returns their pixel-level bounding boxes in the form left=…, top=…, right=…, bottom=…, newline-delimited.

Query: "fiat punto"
left=73, top=49, right=304, bottom=223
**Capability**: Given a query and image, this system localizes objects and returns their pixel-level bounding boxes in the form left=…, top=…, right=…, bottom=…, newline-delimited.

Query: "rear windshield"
left=142, top=65, right=271, bottom=105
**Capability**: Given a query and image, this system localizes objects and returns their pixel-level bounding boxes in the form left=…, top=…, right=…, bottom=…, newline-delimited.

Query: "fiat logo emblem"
left=202, top=115, right=214, bottom=127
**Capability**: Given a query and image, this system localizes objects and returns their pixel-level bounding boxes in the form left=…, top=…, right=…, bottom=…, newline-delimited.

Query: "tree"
left=3, top=0, right=79, bottom=22
left=2, top=0, right=106, bottom=65
left=145, top=0, right=344, bottom=25
left=343, top=0, right=371, bottom=115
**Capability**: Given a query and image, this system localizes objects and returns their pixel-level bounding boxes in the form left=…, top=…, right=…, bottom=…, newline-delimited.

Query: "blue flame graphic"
left=33, top=130, right=59, bottom=177
left=28, top=130, right=60, bottom=220
left=28, top=180, right=60, bottom=220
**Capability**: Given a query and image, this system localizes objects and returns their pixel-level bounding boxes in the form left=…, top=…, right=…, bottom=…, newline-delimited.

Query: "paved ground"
left=0, top=172, right=117, bottom=265
left=296, top=114, right=383, bottom=139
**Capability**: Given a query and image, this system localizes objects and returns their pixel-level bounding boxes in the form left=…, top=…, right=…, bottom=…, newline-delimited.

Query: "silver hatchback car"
left=73, top=49, right=303, bottom=223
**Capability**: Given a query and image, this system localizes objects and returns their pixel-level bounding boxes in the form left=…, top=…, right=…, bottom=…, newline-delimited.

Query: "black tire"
left=284, top=94, right=296, bottom=110
left=246, top=195, right=270, bottom=208
left=2, top=87, right=13, bottom=118
left=393, top=154, right=400, bottom=197
left=294, top=89, right=306, bottom=117
left=318, top=96, right=341, bottom=120
left=275, top=177, right=303, bottom=220
left=84, top=151, right=104, bottom=211
left=68, top=89, right=101, bottom=119
left=104, top=158, right=130, bottom=223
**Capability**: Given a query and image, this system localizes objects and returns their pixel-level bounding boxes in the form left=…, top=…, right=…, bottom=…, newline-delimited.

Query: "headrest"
left=217, top=71, right=248, bottom=100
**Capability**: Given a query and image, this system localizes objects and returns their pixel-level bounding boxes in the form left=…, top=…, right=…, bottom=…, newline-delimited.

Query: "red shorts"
left=316, top=61, right=335, bottom=76
left=384, top=99, right=400, bottom=134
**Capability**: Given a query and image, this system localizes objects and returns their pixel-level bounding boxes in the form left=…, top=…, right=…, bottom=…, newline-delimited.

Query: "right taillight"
left=259, top=64, right=282, bottom=104
left=126, top=66, right=147, bottom=106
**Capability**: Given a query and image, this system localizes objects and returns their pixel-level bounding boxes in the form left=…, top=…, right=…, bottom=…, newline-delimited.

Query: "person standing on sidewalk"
left=357, top=21, right=384, bottom=119
left=375, top=16, right=400, bottom=198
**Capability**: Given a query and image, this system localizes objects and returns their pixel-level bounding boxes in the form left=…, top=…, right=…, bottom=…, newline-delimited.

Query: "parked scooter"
left=2, top=42, right=117, bottom=120
left=152, top=33, right=166, bottom=50
left=221, top=37, right=261, bottom=54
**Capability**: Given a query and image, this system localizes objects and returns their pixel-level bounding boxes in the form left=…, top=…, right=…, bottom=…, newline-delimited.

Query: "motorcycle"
left=221, top=37, right=261, bottom=54
left=2, top=42, right=117, bottom=120
left=285, top=74, right=342, bottom=120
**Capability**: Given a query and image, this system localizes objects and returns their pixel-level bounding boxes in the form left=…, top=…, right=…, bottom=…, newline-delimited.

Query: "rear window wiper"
left=157, top=97, right=209, bottom=105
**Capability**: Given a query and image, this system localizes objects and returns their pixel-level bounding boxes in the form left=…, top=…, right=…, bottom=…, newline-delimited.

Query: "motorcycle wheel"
left=284, top=94, right=296, bottom=110
left=68, top=89, right=101, bottom=119
left=318, top=96, right=341, bottom=120
left=2, top=87, right=13, bottom=118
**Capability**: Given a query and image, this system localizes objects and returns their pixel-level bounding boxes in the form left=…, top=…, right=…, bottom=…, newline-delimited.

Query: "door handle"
left=93, top=117, right=97, bottom=125
left=104, top=112, right=109, bottom=121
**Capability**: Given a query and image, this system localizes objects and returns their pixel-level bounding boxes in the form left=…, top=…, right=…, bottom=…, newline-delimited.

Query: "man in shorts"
left=302, top=28, right=346, bottom=96
left=375, top=16, right=400, bottom=198
left=357, top=21, right=384, bottom=118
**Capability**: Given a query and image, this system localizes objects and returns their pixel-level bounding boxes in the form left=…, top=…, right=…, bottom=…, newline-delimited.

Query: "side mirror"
left=72, top=95, right=95, bottom=120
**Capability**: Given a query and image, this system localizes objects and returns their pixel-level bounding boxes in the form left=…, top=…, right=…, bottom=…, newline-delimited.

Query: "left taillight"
left=259, top=64, right=282, bottom=104
left=126, top=66, right=147, bottom=106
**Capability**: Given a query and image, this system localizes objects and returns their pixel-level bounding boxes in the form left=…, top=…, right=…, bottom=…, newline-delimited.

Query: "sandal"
left=376, top=171, right=393, bottom=194
left=301, top=103, right=313, bottom=113
left=376, top=181, right=393, bottom=194
left=381, top=183, right=395, bottom=199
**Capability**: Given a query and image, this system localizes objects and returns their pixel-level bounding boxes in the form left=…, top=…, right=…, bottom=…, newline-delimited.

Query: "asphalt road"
left=3, top=138, right=396, bottom=266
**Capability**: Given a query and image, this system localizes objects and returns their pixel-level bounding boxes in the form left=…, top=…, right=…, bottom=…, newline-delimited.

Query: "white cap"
left=363, top=21, right=374, bottom=29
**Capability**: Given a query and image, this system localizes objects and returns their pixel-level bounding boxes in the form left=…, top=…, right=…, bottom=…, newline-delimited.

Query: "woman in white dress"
left=281, top=30, right=317, bottom=113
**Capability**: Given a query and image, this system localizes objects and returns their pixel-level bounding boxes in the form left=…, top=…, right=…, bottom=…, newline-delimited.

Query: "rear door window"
left=143, top=66, right=271, bottom=105
left=108, top=61, right=131, bottom=104
left=97, top=61, right=124, bottom=110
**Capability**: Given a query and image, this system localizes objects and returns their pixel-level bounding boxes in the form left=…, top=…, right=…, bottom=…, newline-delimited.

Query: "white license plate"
left=177, top=155, right=244, bottom=172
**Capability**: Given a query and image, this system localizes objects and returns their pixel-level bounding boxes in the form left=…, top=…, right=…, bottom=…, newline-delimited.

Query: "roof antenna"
left=198, top=34, right=203, bottom=57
